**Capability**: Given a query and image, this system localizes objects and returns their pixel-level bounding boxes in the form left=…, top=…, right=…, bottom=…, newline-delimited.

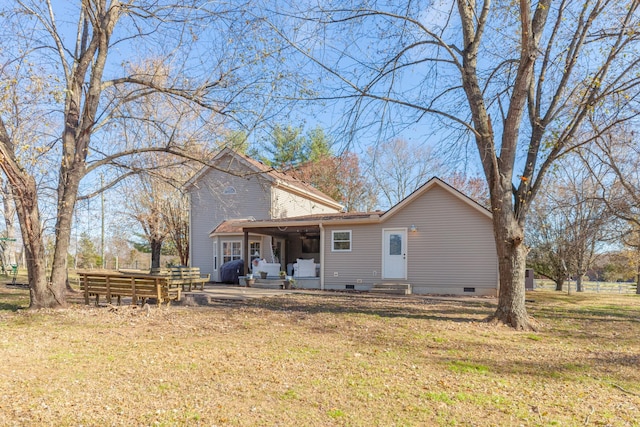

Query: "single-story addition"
left=232, top=177, right=499, bottom=296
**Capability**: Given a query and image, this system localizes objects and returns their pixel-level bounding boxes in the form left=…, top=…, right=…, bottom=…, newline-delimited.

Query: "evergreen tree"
left=224, top=130, right=249, bottom=154
left=306, top=126, right=332, bottom=162
left=263, top=125, right=306, bottom=168
left=76, top=233, right=101, bottom=269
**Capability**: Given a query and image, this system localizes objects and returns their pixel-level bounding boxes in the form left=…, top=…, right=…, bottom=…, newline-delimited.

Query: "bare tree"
left=528, top=157, right=610, bottom=291
left=587, top=128, right=640, bottom=294
left=294, top=150, right=377, bottom=212
left=0, top=25, right=60, bottom=305
left=124, top=175, right=170, bottom=269
left=264, top=0, right=640, bottom=329
left=621, top=228, right=640, bottom=293
left=162, top=191, right=189, bottom=266
left=446, top=173, right=490, bottom=208
left=0, top=1, right=287, bottom=308
left=527, top=205, right=572, bottom=291
left=119, top=155, right=201, bottom=270
left=364, top=138, right=443, bottom=209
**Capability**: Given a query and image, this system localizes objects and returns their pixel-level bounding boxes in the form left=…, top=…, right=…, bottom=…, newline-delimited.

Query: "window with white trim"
left=222, top=241, right=242, bottom=263
left=250, top=241, right=261, bottom=258
left=331, top=230, right=352, bottom=252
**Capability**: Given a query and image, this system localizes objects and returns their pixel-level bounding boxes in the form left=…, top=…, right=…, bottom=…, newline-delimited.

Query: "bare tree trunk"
left=13, top=174, right=60, bottom=308
left=1, top=180, right=18, bottom=266
left=150, top=239, right=163, bottom=269
left=455, top=0, right=549, bottom=331
left=179, top=244, right=189, bottom=266
left=575, top=273, right=584, bottom=292
left=49, top=167, right=84, bottom=296
left=555, top=279, right=564, bottom=292
left=575, top=254, right=586, bottom=292
left=45, top=0, right=120, bottom=302
left=0, top=118, right=62, bottom=308
left=487, top=207, right=534, bottom=330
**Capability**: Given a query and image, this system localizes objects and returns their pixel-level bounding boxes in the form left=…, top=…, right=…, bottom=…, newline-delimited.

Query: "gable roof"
left=232, top=176, right=490, bottom=231
left=184, top=147, right=343, bottom=210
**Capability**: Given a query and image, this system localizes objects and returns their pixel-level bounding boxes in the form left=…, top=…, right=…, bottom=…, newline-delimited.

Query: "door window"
left=389, top=234, right=402, bottom=255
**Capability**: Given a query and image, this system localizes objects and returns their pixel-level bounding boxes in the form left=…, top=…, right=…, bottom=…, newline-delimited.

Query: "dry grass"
left=0, top=284, right=638, bottom=426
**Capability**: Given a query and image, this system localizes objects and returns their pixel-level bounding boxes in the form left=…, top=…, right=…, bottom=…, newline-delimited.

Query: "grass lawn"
left=0, top=284, right=638, bottom=426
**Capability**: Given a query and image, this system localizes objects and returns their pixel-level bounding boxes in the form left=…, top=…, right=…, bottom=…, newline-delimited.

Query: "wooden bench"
left=151, top=267, right=210, bottom=291
left=78, top=271, right=181, bottom=306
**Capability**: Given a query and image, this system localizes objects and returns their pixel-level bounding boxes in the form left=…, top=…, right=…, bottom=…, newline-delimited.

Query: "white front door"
left=382, top=229, right=407, bottom=279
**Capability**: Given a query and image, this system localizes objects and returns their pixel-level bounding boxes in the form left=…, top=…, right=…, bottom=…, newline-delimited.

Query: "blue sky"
left=3, top=0, right=489, bottom=254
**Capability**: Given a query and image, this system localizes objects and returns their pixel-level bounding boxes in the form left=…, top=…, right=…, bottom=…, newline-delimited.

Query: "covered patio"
left=233, top=212, right=377, bottom=290
left=238, top=219, right=323, bottom=289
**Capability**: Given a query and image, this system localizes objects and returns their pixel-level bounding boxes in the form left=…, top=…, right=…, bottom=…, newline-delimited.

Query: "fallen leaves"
left=0, top=287, right=638, bottom=425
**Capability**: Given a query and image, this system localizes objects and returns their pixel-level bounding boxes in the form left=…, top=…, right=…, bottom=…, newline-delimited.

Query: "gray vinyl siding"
left=322, top=224, right=382, bottom=287
left=323, top=185, right=498, bottom=296
left=188, top=159, right=271, bottom=279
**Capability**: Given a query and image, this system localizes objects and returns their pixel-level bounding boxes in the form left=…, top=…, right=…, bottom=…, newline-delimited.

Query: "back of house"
left=236, top=178, right=499, bottom=296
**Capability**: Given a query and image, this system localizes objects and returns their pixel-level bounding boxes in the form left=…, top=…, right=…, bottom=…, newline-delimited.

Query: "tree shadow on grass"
left=0, top=287, right=29, bottom=311
left=0, top=301, right=26, bottom=311
left=247, top=292, right=496, bottom=323
left=434, top=354, right=631, bottom=385
left=530, top=302, right=640, bottom=321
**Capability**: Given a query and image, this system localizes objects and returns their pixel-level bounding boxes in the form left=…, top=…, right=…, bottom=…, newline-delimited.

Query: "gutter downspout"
left=319, top=222, right=325, bottom=291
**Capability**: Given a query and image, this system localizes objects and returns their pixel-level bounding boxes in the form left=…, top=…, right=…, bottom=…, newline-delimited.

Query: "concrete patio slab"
left=181, top=284, right=301, bottom=302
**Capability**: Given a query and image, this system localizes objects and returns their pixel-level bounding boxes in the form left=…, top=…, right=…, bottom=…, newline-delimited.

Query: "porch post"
left=319, top=223, right=325, bottom=291
left=243, top=230, right=249, bottom=276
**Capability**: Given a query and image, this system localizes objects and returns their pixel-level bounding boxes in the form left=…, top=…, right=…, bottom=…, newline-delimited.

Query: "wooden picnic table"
left=150, top=266, right=210, bottom=291
left=78, top=270, right=181, bottom=306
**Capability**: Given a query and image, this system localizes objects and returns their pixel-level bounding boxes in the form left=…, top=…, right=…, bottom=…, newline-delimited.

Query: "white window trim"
left=250, top=241, right=261, bottom=258
left=213, top=239, right=218, bottom=271
left=222, top=240, right=242, bottom=263
left=331, top=230, right=352, bottom=252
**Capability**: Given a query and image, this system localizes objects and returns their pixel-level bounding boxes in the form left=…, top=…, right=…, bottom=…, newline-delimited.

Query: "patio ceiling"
left=241, top=224, right=320, bottom=238
left=233, top=212, right=380, bottom=238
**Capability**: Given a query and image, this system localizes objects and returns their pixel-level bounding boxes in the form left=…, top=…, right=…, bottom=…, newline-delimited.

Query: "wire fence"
left=534, top=280, right=639, bottom=295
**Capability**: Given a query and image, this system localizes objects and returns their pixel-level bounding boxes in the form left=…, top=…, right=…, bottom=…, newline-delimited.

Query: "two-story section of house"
left=184, top=148, right=343, bottom=282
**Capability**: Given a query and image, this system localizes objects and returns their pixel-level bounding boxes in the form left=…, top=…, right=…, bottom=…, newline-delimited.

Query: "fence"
left=534, top=280, right=638, bottom=294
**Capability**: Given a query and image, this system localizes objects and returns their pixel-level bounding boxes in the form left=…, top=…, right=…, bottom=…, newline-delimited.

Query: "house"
left=233, top=177, right=499, bottom=296
left=183, top=148, right=344, bottom=282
